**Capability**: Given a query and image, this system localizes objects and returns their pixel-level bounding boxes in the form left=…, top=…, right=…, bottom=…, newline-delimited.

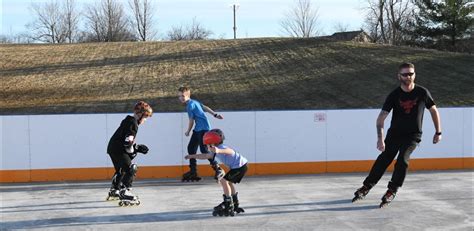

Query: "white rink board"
left=210, top=111, right=257, bottom=164
left=467, top=108, right=474, bottom=157
left=1, top=116, right=30, bottom=170
left=0, top=116, right=3, bottom=168
left=29, top=114, right=108, bottom=169
left=0, top=108, right=472, bottom=170
left=136, top=113, right=183, bottom=166
left=326, top=109, right=388, bottom=161
left=416, top=108, right=464, bottom=158
left=255, top=111, right=327, bottom=163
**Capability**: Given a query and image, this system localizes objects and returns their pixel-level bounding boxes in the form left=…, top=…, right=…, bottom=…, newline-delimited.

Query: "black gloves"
left=134, top=144, right=149, bottom=154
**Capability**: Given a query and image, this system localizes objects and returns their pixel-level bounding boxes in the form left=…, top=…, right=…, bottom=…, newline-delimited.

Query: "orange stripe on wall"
left=1, top=157, right=472, bottom=183
left=464, top=157, right=474, bottom=169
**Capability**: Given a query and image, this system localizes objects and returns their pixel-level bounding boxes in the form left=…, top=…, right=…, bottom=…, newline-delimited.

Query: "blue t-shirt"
left=186, top=99, right=211, bottom=132
left=214, top=144, right=248, bottom=169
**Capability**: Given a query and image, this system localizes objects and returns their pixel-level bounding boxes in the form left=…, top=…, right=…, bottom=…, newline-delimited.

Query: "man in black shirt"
left=106, top=101, right=152, bottom=206
left=352, top=63, right=442, bottom=208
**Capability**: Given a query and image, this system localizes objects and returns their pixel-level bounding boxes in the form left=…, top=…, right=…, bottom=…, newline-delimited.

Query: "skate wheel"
left=235, top=208, right=245, bottom=213
left=118, top=201, right=124, bottom=206
left=229, top=211, right=235, bottom=217
left=212, top=211, right=218, bottom=216
left=136, top=200, right=141, bottom=206
left=352, top=196, right=364, bottom=203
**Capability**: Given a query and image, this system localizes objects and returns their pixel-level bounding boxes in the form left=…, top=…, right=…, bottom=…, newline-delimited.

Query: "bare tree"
left=26, top=0, right=80, bottom=43
left=0, top=35, right=12, bottom=44
left=27, top=0, right=65, bottom=43
left=166, top=18, right=213, bottom=41
left=280, top=0, right=320, bottom=38
left=84, top=3, right=107, bottom=42
left=167, top=25, right=187, bottom=41
left=363, top=0, right=414, bottom=44
left=129, top=0, right=156, bottom=41
left=364, top=0, right=386, bottom=43
left=83, top=0, right=135, bottom=42
left=61, top=0, right=80, bottom=43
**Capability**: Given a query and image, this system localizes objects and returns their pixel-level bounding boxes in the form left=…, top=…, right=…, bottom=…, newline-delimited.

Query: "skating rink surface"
left=1, top=170, right=473, bottom=230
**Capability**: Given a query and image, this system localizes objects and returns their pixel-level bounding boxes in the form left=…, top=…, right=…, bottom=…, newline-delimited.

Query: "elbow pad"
left=124, top=135, right=135, bottom=154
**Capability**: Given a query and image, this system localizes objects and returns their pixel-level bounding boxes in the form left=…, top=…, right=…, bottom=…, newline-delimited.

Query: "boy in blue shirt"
left=185, top=129, right=248, bottom=217
left=178, top=86, right=224, bottom=182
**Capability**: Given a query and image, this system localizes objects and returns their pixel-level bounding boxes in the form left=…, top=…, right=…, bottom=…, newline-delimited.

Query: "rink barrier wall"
left=0, top=158, right=472, bottom=183
left=1, top=108, right=472, bottom=183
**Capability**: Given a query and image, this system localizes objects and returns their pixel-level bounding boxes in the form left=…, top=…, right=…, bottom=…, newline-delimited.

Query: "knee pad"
left=129, top=163, right=138, bottom=176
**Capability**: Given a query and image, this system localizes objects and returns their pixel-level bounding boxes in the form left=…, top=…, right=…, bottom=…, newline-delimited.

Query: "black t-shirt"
left=382, top=85, right=435, bottom=139
left=107, top=115, right=138, bottom=154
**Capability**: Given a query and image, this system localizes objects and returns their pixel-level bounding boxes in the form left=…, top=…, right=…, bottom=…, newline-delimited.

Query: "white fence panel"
left=327, top=109, right=386, bottom=161
left=29, top=114, right=108, bottom=169
left=1, top=116, right=30, bottom=170
left=255, top=111, right=327, bottom=163
left=416, top=108, right=464, bottom=158
left=211, top=111, right=257, bottom=163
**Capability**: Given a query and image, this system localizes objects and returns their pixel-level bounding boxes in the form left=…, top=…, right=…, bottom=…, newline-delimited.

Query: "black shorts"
left=224, top=164, right=248, bottom=184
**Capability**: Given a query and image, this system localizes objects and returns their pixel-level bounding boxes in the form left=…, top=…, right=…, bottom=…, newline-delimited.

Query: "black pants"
left=187, top=130, right=217, bottom=172
left=109, top=152, right=134, bottom=188
left=363, top=136, right=419, bottom=191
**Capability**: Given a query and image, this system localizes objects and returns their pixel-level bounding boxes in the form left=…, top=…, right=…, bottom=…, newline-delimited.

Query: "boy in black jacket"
left=106, top=101, right=153, bottom=206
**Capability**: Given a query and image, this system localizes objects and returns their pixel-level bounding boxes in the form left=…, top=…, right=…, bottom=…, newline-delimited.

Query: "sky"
left=1, top=0, right=366, bottom=40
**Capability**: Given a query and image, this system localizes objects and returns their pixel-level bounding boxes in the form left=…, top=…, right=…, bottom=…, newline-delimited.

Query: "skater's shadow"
left=1, top=209, right=212, bottom=230
left=1, top=199, right=377, bottom=229
left=239, top=199, right=378, bottom=216
left=0, top=180, right=210, bottom=193
left=1, top=200, right=116, bottom=213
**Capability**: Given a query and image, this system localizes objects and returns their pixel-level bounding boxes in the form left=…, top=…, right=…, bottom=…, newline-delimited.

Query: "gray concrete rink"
left=1, top=170, right=473, bottom=230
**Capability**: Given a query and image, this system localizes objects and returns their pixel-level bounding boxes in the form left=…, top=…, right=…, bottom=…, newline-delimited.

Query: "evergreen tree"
left=413, top=0, right=473, bottom=46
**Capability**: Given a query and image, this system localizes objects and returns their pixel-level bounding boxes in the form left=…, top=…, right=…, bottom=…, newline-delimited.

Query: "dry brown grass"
left=1, top=38, right=473, bottom=115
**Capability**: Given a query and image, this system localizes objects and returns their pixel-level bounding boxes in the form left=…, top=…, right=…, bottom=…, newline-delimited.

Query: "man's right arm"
left=376, top=110, right=389, bottom=152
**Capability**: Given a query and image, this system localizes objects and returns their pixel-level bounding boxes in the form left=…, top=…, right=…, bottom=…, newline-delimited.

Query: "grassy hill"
left=1, top=38, right=473, bottom=115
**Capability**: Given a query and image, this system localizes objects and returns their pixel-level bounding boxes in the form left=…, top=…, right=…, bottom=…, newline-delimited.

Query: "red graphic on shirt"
left=399, top=98, right=418, bottom=113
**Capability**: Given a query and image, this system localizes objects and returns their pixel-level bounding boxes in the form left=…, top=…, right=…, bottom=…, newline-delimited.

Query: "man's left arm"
left=429, top=105, right=442, bottom=144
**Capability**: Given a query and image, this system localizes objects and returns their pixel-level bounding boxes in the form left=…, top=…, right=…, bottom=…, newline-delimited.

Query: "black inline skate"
left=212, top=195, right=235, bottom=217
left=232, top=193, right=245, bottom=214
left=106, top=188, right=120, bottom=201
left=118, top=188, right=140, bottom=206
left=182, top=170, right=202, bottom=182
left=352, top=185, right=371, bottom=202
left=379, top=189, right=396, bottom=208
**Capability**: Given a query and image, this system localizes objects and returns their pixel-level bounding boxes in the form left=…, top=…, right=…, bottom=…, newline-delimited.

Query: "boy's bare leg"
left=219, top=178, right=231, bottom=196
left=229, top=183, right=236, bottom=195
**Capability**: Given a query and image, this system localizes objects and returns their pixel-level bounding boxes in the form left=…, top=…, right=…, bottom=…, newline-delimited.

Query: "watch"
left=435, top=132, right=442, bottom=135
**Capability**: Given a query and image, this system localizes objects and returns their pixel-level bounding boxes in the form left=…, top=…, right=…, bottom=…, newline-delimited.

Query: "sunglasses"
left=400, top=72, right=415, bottom=77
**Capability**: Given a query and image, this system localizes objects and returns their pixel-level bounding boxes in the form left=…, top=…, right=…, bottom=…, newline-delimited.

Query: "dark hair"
left=398, top=62, right=415, bottom=71
left=178, top=86, right=191, bottom=93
